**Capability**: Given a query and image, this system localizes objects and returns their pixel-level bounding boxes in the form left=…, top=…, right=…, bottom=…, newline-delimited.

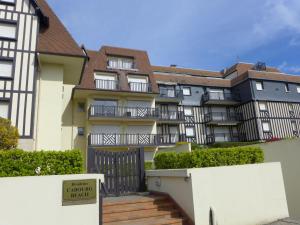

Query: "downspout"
left=34, top=53, right=42, bottom=150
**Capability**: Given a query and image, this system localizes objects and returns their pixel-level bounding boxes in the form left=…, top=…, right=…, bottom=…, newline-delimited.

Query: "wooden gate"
left=87, top=148, right=146, bottom=196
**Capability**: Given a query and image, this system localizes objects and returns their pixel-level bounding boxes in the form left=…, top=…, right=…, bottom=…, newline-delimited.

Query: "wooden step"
left=103, top=195, right=168, bottom=207
left=104, top=215, right=187, bottom=225
left=103, top=201, right=174, bottom=214
left=103, top=208, right=180, bottom=223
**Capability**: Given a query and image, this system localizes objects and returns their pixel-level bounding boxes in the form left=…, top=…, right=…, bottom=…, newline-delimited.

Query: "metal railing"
left=89, top=105, right=159, bottom=119
left=202, top=92, right=240, bottom=103
left=88, top=133, right=183, bottom=146
left=95, top=79, right=119, bottom=90
left=207, top=133, right=244, bottom=144
left=129, top=82, right=151, bottom=92
left=159, top=88, right=184, bottom=99
left=204, top=112, right=243, bottom=123
left=159, top=110, right=185, bottom=121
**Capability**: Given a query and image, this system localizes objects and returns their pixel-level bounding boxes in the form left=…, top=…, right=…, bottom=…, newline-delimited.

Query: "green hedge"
left=0, top=150, right=84, bottom=177
left=208, top=141, right=261, bottom=148
left=154, top=146, right=264, bottom=169
left=145, top=161, right=154, bottom=170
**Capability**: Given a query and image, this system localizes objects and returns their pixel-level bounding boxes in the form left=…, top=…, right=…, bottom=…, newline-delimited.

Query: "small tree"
left=0, top=118, right=19, bottom=150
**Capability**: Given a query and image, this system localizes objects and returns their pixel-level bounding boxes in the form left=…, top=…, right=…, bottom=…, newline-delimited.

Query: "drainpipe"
left=209, top=207, right=218, bottom=225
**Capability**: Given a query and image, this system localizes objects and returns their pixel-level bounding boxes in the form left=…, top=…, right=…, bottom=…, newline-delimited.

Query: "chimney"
left=170, top=64, right=177, bottom=68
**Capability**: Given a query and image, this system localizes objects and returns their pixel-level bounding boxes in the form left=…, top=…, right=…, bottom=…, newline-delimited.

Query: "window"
left=184, top=107, right=193, bottom=116
left=256, top=81, right=263, bottom=91
left=108, top=57, right=134, bottom=70
left=77, top=103, right=85, bottom=112
left=77, top=127, right=85, bottom=136
left=0, top=101, right=9, bottom=119
left=291, top=121, right=297, bottom=132
left=262, top=122, right=271, bottom=132
left=259, top=102, right=267, bottom=111
left=182, top=87, right=191, bottom=96
left=185, top=127, right=195, bottom=137
left=0, top=60, right=13, bottom=78
left=94, top=73, right=117, bottom=90
left=128, top=76, right=149, bottom=92
left=0, top=0, right=15, bottom=4
left=285, top=83, right=290, bottom=92
left=0, top=22, right=16, bottom=39
left=297, top=86, right=300, bottom=93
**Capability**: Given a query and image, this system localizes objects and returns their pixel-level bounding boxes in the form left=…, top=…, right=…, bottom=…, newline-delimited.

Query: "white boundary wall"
left=147, top=163, right=289, bottom=225
left=0, top=174, right=104, bottom=225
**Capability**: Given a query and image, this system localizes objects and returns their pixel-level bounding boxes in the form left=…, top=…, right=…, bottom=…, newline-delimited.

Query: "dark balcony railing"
left=88, top=133, right=184, bottom=146
left=89, top=105, right=159, bottom=119
left=157, top=134, right=186, bottom=145
left=89, top=133, right=158, bottom=146
left=159, top=111, right=185, bottom=121
left=159, top=88, right=184, bottom=99
left=202, top=92, right=240, bottom=103
left=204, top=112, right=243, bottom=123
left=207, top=133, right=245, bottom=144
left=95, top=79, right=119, bottom=90
left=129, top=82, right=151, bottom=93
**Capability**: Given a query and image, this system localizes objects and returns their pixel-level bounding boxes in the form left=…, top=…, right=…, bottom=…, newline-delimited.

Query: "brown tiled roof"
left=77, top=46, right=159, bottom=93
left=224, top=63, right=279, bottom=76
left=153, top=74, right=231, bottom=88
left=152, top=66, right=222, bottom=78
left=36, top=0, right=85, bottom=57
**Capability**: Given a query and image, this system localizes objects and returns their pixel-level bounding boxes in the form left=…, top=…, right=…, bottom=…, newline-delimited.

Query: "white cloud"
left=278, top=61, right=300, bottom=74
left=289, top=37, right=300, bottom=46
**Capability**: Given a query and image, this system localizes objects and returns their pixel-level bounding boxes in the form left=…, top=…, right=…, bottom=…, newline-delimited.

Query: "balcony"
left=156, top=88, right=184, bottom=103
left=88, top=134, right=158, bottom=147
left=207, top=133, right=245, bottom=144
left=158, top=110, right=185, bottom=124
left=204, top=112, right=243, bottom=125
left=95, top=79, right=119, bottom=90
left=202, top=92, right=240, bottom=105
left=129, top=82, right=151, bottom=93
left=88, top=105, right=159, bottom=121
left=88, top=133, right=184, bottom=147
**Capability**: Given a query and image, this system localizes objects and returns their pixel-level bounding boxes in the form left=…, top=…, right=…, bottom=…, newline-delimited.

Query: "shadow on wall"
left=260, top=138, right=300, bottom=219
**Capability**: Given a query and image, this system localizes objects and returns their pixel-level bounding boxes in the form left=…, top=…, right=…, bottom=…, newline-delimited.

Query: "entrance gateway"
left=87, top=148, right=146, bottom=196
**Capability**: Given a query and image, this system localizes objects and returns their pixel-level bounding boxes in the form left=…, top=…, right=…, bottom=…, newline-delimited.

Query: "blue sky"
left=47, top=0, right=300, bottom=75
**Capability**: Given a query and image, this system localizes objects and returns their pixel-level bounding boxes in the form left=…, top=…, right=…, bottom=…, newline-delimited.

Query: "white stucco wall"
left=0, top=174, right=103, bottom=225
left=147, top=163, right=289, bottom=225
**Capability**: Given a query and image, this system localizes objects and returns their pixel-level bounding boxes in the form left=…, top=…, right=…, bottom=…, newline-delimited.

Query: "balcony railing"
left=207, top=133, right=245, bottom=144
left=202, top=92, right=240, bottom=104
left=89, top=105, right=159, bottom=119
left=159, top=88, right=184, bottom=99
left=159, top=110, right=185, bottom=121
left=204, top=112, right=243, bottom=123
left=129, top=82, right=151, bottom=93
left=88, top=133, right=184, bottom=146
left=95, top=79, right=119, bottom=90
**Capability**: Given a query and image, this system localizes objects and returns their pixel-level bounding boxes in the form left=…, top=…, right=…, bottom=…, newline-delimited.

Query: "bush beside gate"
left=0, top=149, right=84, bottom=177
left=154, top=146, right=264, bottom=169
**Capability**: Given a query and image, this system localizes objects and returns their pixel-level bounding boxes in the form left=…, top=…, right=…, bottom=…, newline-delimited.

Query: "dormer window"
left=107, top=56, right=134, bottom=70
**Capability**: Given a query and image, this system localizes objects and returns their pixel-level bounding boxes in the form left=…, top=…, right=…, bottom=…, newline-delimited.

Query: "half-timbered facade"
left=1, top=0, right=299, bottom=161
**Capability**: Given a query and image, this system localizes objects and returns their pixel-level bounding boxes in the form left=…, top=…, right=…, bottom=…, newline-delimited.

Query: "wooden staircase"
left=102, top=193, right=193, bottom=225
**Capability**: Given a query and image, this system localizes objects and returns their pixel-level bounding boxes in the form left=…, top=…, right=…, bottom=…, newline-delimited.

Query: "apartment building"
left=0, top=0, right=300, bottom=161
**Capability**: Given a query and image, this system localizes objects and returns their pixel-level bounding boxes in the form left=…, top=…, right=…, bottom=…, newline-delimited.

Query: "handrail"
left=128, top=82, right=151, bottom=92
left=202, top=91, right=241, bottom=102
left=95, top=79, right=119, bottom=90
left=204, top=112, right=243, bottom=122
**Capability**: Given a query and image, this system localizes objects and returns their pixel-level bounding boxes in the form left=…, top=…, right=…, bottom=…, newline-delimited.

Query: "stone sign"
left=62, top=179, right=97, bottom=206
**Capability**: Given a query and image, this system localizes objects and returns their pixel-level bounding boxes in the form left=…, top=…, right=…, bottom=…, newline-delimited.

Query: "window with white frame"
left=0, top=22, right=16, bottom=39
left=291, top=121, right=297, bottom=132
left=0, top=101, right=9, bottom=119
left=108, top=56, right=134, bottom=70
left=297, top=86, right=300, bottom=93
left=259, top=102, right=267, bottom=111
left=262, top=121, right=271, bottom=132
left=184, top=107, right=193, bottom=116
left=127, top=76, right=149, bottom=92
left=185, top=127, right=195, bottom=137
left=285, top=83, right=290, bottom=92
left=94, top=73, right=117, bottom=90
left=256, top=81, right=264, bottom=91
left=182, top=87, right=191, bottom=96
left=0, top=60, right=13, bottom=78
left=0, top=0, right=15, bottom=4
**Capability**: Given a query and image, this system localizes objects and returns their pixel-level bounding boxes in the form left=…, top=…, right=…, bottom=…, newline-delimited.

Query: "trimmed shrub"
left=0, top=149, right=84, bottom=177
left=0, top=118, right=19, bottom=150
left=208, top=141, right=261, bottom=149
left=154, top=146, right=264, bottom=169
left=145, top=161, right=154, bottom=170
